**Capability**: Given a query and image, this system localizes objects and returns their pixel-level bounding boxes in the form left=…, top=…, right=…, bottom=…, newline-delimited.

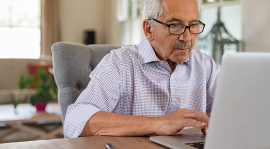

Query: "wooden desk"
left=0, top=103, right=63, bottom=142
left=0, top=128, right=201, bottom=149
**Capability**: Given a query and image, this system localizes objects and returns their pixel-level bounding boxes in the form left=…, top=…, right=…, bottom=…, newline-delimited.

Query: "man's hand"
left=80, top=108, right=209, bottom=137
left=153, top=108, right=209, bottom=136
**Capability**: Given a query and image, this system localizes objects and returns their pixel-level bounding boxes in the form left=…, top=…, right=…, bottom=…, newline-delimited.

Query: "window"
left=197, top=0, right=242, bottom=53
left=0, top=0, right=41, bottom=59
left=199, top=3, right=242, bottom=41
left=117, top=0, right=143, bottom=46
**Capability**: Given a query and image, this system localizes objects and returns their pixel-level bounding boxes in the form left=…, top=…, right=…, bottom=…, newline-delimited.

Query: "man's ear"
left=143, top=20, right=154, bottom=41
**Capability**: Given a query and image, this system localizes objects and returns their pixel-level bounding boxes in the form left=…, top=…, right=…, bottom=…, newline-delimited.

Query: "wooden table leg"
left=7, top=123, right=46, bottom=136
left=37, top=125, right=63, bottom=140
left=0, top=128, right=18, bottom=139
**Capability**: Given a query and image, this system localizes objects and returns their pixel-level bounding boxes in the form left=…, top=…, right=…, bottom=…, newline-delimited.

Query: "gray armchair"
left=51, top=42, right=118, bottom=123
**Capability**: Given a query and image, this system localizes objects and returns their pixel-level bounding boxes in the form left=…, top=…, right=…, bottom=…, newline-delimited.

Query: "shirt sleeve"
left=64, top=50, right=122, bottom=138
left=206, top=57, right=221, bottom=114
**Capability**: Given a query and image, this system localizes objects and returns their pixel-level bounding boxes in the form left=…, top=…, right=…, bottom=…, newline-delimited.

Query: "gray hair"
left=143, top=0, right=201, bottom=27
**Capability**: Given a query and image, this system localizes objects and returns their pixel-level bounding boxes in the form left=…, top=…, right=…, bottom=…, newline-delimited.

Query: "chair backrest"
left=51, top=42, right=118, bottom=123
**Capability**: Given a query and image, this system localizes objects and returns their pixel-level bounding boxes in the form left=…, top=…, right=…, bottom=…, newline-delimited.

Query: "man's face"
left=150, top=0, right=199, bottom=63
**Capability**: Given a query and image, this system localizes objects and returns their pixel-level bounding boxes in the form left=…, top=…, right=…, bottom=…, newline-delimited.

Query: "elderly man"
left=64, top=0, right=220, bottom=138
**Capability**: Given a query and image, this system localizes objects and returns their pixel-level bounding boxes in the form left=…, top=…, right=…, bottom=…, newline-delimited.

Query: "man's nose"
left=179, top=28, right=191, bottom=42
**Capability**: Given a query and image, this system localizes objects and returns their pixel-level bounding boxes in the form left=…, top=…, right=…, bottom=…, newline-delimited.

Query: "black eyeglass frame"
left=149, top=18, right=205, bottom=35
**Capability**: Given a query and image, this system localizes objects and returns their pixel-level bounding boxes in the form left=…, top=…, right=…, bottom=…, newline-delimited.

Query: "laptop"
left=150, top=52, right=270, bottom=149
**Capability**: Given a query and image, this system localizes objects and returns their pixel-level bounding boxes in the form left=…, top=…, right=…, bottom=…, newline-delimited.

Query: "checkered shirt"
left=64, top=37, right=221, bottom=138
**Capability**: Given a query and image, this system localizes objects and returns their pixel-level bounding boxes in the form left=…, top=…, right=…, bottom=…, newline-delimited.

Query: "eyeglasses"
left=149, top=18, right=205, bottom=35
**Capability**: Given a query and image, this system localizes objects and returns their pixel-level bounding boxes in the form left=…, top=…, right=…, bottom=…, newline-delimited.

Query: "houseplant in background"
left=14, top=69, right=57, bottom=111
left=13, top=75, right=35, bottom=114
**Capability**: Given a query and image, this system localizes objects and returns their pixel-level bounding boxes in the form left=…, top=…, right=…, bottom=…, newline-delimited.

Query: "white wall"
left=107, top=0, right=121, bottom=46
left=242, top=0, right=270, bottom=52
left=59, top=0, right=113, bottom=44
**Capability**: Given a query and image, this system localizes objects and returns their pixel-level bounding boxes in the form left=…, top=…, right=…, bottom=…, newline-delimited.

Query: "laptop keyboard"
left=185, top=141, right=205, bottom=149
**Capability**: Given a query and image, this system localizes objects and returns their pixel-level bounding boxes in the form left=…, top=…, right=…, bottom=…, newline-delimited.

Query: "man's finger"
left=201, top=127, right=207, bottom=135
left=183, top=110, right=209, bottom=123
left=180, top=118, right=207, bottom=129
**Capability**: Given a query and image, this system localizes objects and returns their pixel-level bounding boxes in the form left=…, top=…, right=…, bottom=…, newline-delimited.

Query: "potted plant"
left=14, top=69, right=57, bottom=111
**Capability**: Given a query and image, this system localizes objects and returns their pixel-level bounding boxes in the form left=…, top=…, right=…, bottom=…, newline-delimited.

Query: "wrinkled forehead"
left=160, top=0, right=199, bottom=22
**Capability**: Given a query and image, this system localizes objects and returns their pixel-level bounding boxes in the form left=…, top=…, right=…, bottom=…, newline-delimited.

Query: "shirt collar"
left=138, top=37, right=160, bottom=64
left=182, top=56, right=190, bottom=66
left=137, top=37, right=191, bottom=66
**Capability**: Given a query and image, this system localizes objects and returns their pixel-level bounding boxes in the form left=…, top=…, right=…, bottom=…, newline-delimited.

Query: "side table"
left=0, top=103, right=63, bottom=143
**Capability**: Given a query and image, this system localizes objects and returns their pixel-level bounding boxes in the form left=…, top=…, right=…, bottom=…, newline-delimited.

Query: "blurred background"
left=0, top=0, right=270, bottom=59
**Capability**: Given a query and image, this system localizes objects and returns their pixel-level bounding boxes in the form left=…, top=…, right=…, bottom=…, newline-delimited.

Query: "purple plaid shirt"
left=64, top=37, right=220, bottom=138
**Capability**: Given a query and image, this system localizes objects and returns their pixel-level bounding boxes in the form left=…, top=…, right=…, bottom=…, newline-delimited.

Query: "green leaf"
left=37, top=69, right=48, bottom=81
left=26, top=75, right=35, bottom=86
left=13, top=99, right=21, bottom=108
left=19, top=75, right=25, bottom=89
left=29, top=94, right=38, bottom=106
left=18, top=75, right=35, bottom=89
